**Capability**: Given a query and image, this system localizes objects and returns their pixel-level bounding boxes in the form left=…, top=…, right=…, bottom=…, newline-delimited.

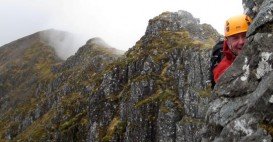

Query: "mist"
left=0, top=0, right=243, bottom=57
left=39, top=29, right=88, bottom=60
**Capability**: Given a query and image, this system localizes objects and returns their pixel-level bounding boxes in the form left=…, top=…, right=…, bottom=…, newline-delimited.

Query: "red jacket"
left=213, top=40, right=236, bottom=83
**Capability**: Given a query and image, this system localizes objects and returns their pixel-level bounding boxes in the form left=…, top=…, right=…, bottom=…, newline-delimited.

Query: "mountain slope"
left=0, top=30, right=64, bottom=140
left=0, top=30, right=64, bottom=113
left=0, top=31, right=121, bottom=141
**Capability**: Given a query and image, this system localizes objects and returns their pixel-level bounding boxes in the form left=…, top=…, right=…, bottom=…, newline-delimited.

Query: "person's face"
left=226, top=32, right=246, bottom=56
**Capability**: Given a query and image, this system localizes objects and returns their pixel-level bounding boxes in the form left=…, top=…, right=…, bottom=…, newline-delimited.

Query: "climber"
left=211, top=14, right=252, bottom=85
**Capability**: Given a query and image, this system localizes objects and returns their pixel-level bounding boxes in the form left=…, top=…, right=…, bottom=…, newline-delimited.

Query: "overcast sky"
left=0, top=0, right=243, bottom=52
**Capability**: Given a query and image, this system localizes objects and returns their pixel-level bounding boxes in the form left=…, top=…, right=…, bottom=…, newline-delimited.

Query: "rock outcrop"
left=86, top=10, right=220, bottom=142
left=204, top=0, right=273, bottom=141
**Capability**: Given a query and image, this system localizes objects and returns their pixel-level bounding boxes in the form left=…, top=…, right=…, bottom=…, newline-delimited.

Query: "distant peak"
left=86, top=37, right=106, bottom=46
left=153, top=10, right=199, bottom=24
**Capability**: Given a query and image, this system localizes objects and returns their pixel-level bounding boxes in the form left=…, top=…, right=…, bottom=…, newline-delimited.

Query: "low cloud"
left=39, top=29, right=87, bottom=60
left=0, top=0, right=243, bottom=55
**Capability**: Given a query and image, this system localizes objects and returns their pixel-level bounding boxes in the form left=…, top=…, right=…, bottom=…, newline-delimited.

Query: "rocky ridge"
left=0, top=31, right=121, bottom=141
left=0, top=1, right=272, bottom=141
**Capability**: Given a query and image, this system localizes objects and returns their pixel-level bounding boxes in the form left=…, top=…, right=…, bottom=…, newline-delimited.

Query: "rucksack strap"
left=210, top=40, right=224, bottom=89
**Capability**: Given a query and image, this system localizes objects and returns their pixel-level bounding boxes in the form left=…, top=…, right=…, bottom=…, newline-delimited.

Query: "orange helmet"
left=224, top=14, right=252, bottom=37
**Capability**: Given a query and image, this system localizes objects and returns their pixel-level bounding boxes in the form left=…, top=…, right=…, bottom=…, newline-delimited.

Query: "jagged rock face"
left=86, top=11, right=220, bottom=142
left=205, top=0, right=273, bottom=141
left=243, top=0, right=265, bottom=19
left=87, top=48, right=212, bottom=142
